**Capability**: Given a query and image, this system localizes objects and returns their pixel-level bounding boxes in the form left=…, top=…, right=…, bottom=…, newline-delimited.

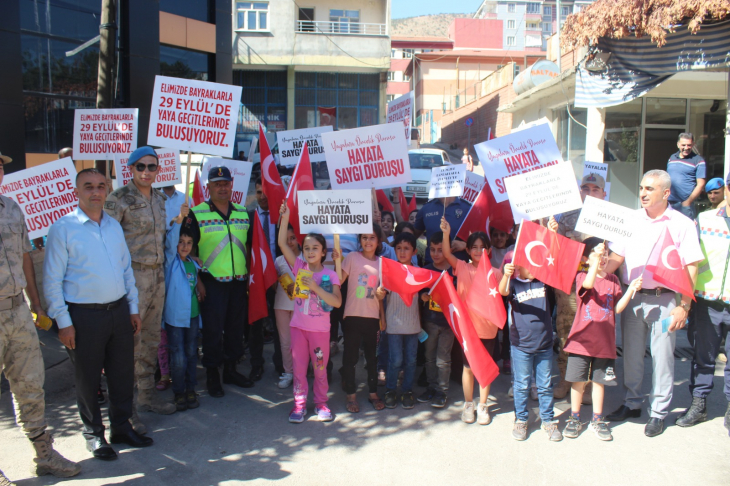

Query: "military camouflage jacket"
left=0, top=195, right=32, bottom=298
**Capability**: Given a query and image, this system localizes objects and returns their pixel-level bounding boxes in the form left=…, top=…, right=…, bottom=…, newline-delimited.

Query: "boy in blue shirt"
left=163, top=229, right=204, bottom=411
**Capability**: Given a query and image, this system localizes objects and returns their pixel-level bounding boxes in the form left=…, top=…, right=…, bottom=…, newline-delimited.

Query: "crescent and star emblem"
left=661, top=245, right=680, bottom=270
left=405, top=265, right=432, bottom=286
left=487, top=268, right=498, bottom=297
left=262, top=154, right=280, bottom=187
left=525, top=241, right=554, bottom=267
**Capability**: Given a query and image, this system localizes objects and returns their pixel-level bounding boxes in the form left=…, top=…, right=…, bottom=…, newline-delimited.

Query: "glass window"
left=561, top=6, right=571, bottom=16
left=391, top=49, right=397, bottom=58
left=543, top=6, right=552, bottom=15
left=646, top=98, right=687, bottom=125
left=160, top=46, right=211, bottom=81
left=604, top=98, right=642, bottom=163
left=508, top=20, right=515, bottom=29
left=20, top=0, right=100, bottom=40
left=403, top=74, right=411, bottom=82
left=160, top=0, right=211, bottom=23
left=337, top=107, right=358, bottom=129
left=554, top=105, right=587, bottom=165
left=526, top=3, right=540, bottom=14
left=233, top=70, right=287, bottom=134
left=22, top=35, right=99, bottom=96
left=236, top=2, right=269, bottom=31
left=386, top=94, right=395, bottom=103
left=403, top=49, right=413, bottom=58
left=387, top=71, right=395, bottom=81
left=294, top=73, right=379, bottom=129
left=543, top=22, right=552, bottom=33
left=507, top=36, right=516, bottom=46
left=689, top=99, right=728, bottom=179
left=330, top=9, right=360, bottom=33
left=508, top=4, right=515, bottom=13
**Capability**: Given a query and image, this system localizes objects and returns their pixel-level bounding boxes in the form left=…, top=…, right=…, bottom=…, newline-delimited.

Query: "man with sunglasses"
left=104, top=146, right=176, bottom=433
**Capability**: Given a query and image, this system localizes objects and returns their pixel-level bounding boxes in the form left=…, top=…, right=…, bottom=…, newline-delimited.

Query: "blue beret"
left=707, top=177, right=725, bottom=192
left=128, top=146, right=159, bottom=166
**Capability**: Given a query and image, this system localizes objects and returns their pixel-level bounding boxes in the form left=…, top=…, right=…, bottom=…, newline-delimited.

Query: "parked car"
left=401, top=148, right=452, bottom=200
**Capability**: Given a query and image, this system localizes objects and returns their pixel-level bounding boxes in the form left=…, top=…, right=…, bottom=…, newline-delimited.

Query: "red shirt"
left=564, top=272, right=623, bottom=359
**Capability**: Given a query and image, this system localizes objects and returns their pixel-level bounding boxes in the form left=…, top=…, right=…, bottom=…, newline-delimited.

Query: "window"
left=386, top=94, right=396, bottom=102
left=514, top=64, right=520, bottom=76
left=507, top=36, right=516, bottom=46
left=330, top=9, right=360, bottom=33
left=526, top=3, right=540, bottom=14
left=527, top=22, right=539, bottom=30
left=387, top=71, right=395, bottom=81
left=403, top=49, right=413, bottom=59
left=543, top=22, right=552, bottom=33
left=403, top=74, right=411, bottom=82
left=543, top=6, right=552, bottom=16
left=561, top=6, right=571, bottom=17
left=507, top=19, right=515, bottom=29
left=508, top=4, right=515, bottom=13
left=234, top=70, right=287, bottom=135
left=525, top=35, right=542, bottom=47
left=160, top=0, right=211, bottom=23
left=160, top=46, right=211, bottom=81
left=391, top=49, right=397, bottom=58
left=294, top=72, right=379, bottom=129
left=236, top=2, right=269, bottom=31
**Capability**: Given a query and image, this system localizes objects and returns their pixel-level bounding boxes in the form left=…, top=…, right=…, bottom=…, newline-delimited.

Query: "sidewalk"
left=1, top=327, right=728, bottom=485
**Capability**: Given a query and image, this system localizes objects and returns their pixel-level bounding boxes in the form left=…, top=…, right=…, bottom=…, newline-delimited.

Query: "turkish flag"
left=286, top=142, right=315, bottom=244
left=248, top=212, right=278, bottom=323
left=259, top=123, right=287, bottom=217
left=380, top=257, right=440, bottom=306
left=513, top=220, right=585, bottom=294
left=456, top=180, right=514, bottom=240
left=192, top=169, right=205, bottom=206
left=318, top=106, right=337, bottom=127
left=430, top=272, right=499, bottom=387
left=397, top=188, right=411, bottom=222
left=376, top=189, right=394, bottom=213
left=645, top=227, right=696, bottom=300
left=408, top=194, right=417, bottom=215
left=466, top=254, right=507, bottom=329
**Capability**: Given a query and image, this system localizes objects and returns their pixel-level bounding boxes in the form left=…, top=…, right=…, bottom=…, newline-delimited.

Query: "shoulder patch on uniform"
left=124, top=195, right=136, bottom=205
left=104, top=201, right=116, bottom=210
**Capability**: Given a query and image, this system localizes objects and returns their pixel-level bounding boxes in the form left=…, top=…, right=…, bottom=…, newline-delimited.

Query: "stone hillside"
left=392, top=13, right=470, bottom=38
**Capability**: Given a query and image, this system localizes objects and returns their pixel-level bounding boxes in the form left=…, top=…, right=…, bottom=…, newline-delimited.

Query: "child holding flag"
left=278, top=203, right=342, bottom=423
left=563, top=239, right=642, bottom=441
left=440, top=217, right=500, bottom=426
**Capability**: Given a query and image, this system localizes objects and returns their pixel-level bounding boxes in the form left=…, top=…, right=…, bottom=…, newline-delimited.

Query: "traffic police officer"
left=104, top=146, right=176, bottom=431
left=0, top=151, right=80, bottom=482
left=183, top=166, right=253, bottom=397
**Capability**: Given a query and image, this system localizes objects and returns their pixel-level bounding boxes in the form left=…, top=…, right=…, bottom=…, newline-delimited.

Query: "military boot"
left=0, top=469, right=14, bottom=486
left=676, top=397, right=707, bottom=427
left=137, top=388, right=176, bottom=415
left=31, top=432, right=81, bottom=478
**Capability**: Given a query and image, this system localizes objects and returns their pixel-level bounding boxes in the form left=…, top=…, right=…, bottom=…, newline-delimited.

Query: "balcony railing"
left=296, top=20, right=387, bottom=36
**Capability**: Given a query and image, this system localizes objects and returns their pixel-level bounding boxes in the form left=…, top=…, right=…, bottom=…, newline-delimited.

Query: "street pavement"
left=1, top=326, right=729, bottom=485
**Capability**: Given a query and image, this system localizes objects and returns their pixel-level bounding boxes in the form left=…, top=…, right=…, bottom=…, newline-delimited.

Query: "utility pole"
left=96, top=0, right=117, bottom=173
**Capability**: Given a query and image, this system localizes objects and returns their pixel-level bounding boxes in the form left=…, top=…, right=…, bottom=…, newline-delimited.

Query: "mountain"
left=392, top=13, right=471, bottom=38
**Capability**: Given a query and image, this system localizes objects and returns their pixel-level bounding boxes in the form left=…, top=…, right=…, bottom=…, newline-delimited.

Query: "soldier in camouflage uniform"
left=104, top=147, right=178, bottom=430
left=553, top=173, right=606, bottom=400
left=0, top=152, right=80, bottom=483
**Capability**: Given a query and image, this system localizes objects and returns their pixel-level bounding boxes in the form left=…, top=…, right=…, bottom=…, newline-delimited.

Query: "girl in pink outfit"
left=278, top=203, right=342, bottom=423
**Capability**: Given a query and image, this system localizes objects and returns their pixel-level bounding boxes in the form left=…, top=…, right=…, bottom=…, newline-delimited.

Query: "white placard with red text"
left=114, top=148, right=181, bottom=188
left=429, top=164, right=467, bottom=199
left=73, top=108, right=138, bottom=160
left=298, top=190, right=373, bottom=234
left=462, top=171, right=486, bottom=204
left=322, top=123, right=411, bottom=190
left=200, top=157, right=253, bottom=205
left=0, top=158, right=78, bottom=239
left=387, top=91, right=415, bottom=147
left=147, top=76, right=242, bottom=157
left=504, top=162, right=583, bottom=222
left=276, top=126, right=333, bottom=167
left=474, top=123, right=564, bottom=203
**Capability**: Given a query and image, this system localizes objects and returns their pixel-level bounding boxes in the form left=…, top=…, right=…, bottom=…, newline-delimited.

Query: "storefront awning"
left=575, top=21, right=730, bottom=108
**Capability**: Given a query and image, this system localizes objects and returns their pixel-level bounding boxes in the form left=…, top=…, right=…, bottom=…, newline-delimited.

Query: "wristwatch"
left=680, top=302, right=691, bottom=313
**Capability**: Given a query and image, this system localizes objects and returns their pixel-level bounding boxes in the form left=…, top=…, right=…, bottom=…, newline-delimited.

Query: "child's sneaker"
left=186, top=390, right=200, bottom=409
left=431, top=391, right=447, bottom=408
left=563, top=416, right=582, bottom=438
left=314, top=405, right=333, bottom=422
left=417, top=388, right=436, bottom=403
left=477, top=403, right=491, bottom=425
left=591, top=420, right=613, bottom=441
left=278, top=373, right=293, bottom=389
left=542, top=421, right=563, bottom=441
left=174, top=393, right=188, bottom=412
left=512, top=419, right=528, bottom=440
left=461, top=402, right=476, bottom=423
left=289, top=405, right=306, bottom=424
left=401, top=391, right=415, bottom=409
left=384, top=390, right=398, bottom=409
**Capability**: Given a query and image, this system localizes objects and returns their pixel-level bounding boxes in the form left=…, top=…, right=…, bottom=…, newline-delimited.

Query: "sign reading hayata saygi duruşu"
left=298, top=190, right=373, bottom=234
left=322, top=123, right=411, bottom=190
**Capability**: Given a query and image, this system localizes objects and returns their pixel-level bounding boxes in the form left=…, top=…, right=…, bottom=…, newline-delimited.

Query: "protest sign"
left=581, top=161, right=610, bottom=200
left=0, top=158, right=77, bottom=239
left=575, top=196, right=637, bottom=243
left=276, top=126, right=333, bottom=167
left=474, top=123, right=563, bottom=203
left=114, top=148, right=181, bottom=189
left=504, top=162, right=582, bottom=222
left=387, top=91, right=415, bottom=147
left=147, top=75, right=242, bottom=157
left=462, top=171, right=486, bottom=204
left=73, top=108, right=138, bottom=159
left=322, top=122, right=411, bottom=190
left=298, top=190, right=373, bottom=234
left=200, top=157, right=253, bottom=205
left=429, top=164, right=467, bottom=199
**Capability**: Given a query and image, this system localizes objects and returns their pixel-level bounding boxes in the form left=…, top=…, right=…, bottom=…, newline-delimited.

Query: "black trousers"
left=342, top=316, right=380, bottom=394
left=199, top=274, right=247, bottom=368
left=248, top=286, right=283, bottom=373
left=67, top=300, right=134, bottom=440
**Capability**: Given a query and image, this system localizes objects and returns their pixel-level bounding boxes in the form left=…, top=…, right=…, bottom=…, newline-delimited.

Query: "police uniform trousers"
left=688, top=298, right=730, bottom=400
left=200, top=273, right=247, bottom=368
left=67, top=299, right=134, bottom=439
left=0, top=296, right=47, bottom=439
left=132, top=265, right=165, bottom=390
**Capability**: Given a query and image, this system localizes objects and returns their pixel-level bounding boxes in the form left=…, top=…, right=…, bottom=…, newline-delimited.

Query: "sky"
left=391, top=0, right=483, bottom=19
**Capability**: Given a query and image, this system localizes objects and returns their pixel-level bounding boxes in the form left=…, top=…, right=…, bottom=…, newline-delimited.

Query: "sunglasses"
left=134, top=163, right=159, bottom=172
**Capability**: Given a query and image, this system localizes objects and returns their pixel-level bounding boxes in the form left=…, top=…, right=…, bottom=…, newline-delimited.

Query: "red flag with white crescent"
left=456, top=180, right=514, bottom=239
left=466, top=254, right=507, bottom=328
left=248, top=212, right=277, bottom=323
left=429, top=272, right=499, bottom=387
left=645, top=227, right=695, bottom=301
left=259, top=123, right=287, bottom=217
left=380, top=257, right=440, bottom=306
left=192, top=169, right=205, bottom=206
left=286, top=142, right=315, bottom=244
left=397, top=188, right=410, bottom=222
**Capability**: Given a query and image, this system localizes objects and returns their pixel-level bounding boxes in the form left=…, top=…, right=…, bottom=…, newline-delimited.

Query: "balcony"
left=296, top=20, right=387, bottom=36
left=526, top=13, right=543, bottom=21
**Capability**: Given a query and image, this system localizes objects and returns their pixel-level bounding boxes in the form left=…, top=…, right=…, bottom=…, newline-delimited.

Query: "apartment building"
left=232, top=0, right=391, bottom=144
